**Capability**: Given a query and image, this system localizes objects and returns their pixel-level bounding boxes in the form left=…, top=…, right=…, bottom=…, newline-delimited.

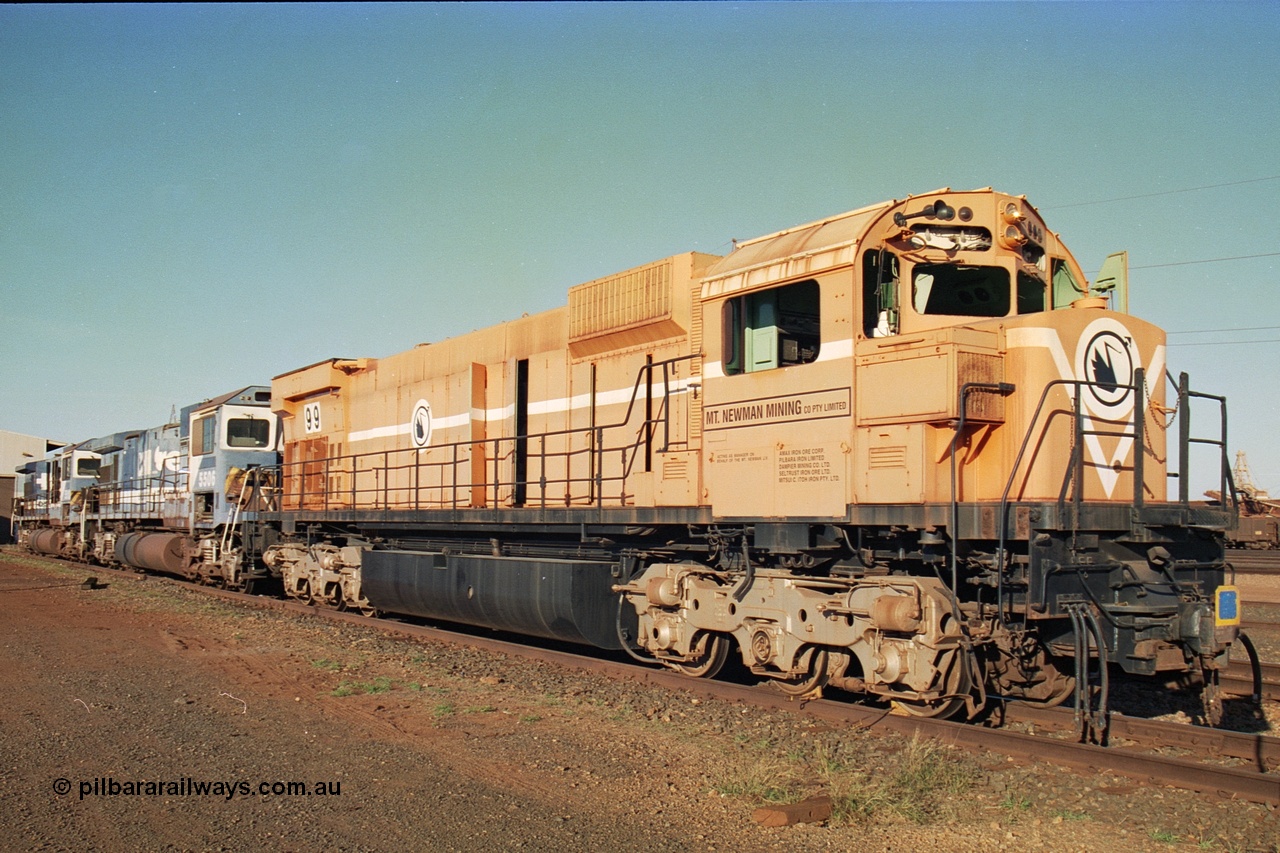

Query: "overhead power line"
left=1049, top=175, right=1280, bottom=209
left=1131, top=252, right=1280, bottom=270
left=1168, top=325, right=1280, bottom=335
left=1167, top=339, right=1280, bottom=347
left=1085, top=251, right=1279, bottom=277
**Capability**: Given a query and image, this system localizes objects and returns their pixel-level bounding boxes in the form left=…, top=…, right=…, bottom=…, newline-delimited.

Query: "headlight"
left=998, top=224, right=1027, bottom=250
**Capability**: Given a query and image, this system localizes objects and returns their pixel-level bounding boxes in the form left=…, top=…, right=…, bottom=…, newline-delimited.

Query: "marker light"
left=1215, top=585, right=1240, bottom=627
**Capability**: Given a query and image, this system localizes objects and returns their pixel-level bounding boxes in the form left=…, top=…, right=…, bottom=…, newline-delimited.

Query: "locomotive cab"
left=862, top=192, right=1088, bottom=341
left=183, top=386, right=278, bottom=529
left=50, top=444, right=103, bottom=530
left=670, top=189, right=1234, bottom=720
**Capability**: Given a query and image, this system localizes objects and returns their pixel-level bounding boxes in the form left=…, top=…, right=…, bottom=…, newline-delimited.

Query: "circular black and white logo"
left=1074, top=318, right=1135, bottom=418
left=411, top=399, right=433, bottom=448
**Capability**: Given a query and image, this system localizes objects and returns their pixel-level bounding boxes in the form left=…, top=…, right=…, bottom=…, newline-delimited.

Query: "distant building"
left=1, top=430, right=66, bottom=543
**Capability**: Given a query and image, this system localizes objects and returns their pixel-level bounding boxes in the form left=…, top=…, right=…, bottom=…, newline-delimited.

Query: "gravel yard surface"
left=2, top=550, right=1277, bottom=852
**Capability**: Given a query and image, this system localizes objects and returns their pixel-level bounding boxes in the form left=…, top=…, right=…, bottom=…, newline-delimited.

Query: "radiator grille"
left=958, top=352, right=1005, bottom=421
left=569, top=260, right=672, bottom=341
left=688, top=280, right=703, bottom=441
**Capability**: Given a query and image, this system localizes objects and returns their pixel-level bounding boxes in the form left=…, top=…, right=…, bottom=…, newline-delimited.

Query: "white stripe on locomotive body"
left=815, top=338, right=854, bottom=362
left=704, top=337, right=854, bottom=381
left=1006, top=327, right=1076, bottom=390
left=346, top=375, right=701, bottom=444
left=1007, top=323, right=1166, bottom=498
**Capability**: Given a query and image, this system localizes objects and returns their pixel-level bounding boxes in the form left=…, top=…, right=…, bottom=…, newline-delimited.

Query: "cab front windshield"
left=227, top=417, right=270, bottom=449
left=912, top=264, right=1045, bottom=318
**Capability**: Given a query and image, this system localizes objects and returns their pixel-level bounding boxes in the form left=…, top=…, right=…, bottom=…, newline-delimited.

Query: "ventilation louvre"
left=568, top=260, right=672, bottom=342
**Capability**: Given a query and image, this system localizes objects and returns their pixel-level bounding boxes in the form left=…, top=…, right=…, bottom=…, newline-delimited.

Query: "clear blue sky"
left=2, top=2, right=1278, bottom=495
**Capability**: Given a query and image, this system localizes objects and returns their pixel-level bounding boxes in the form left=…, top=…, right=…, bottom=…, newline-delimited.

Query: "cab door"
left=701, top=274, right=853, bottom=519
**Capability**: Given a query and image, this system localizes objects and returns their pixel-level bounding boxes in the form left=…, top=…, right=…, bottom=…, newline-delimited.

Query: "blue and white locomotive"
left=14, top=386, right=278, bottom=589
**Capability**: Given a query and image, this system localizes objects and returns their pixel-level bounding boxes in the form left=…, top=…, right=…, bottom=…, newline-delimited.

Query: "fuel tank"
left=114, top=532, right=191, bottom=575
left=361, top=550, right=625, bottom=650
left=29, top=528, right=65, bottom=556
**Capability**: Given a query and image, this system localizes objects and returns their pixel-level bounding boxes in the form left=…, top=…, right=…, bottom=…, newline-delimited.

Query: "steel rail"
left=219, top=588, right=1280, bottom=805
left=1002, top=702, right=1280, bottom=771
left=1230, top=550, right=1280, bottom=574
left=11, top=553, right=1280, bottom=806
left=1224, top=660, right=1280, bottom=702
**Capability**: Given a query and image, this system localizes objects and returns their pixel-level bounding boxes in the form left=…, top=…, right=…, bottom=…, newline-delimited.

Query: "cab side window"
left=192, top=415, right=217, bottom=456
left=862, top=250, right=899, bottom=337
left=722, top=279, right=820, bottom=375
left=1051, top=258, right=1086, bottom=308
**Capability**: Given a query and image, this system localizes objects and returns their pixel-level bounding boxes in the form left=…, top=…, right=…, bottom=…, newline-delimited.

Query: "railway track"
left=10, top=553, right=1279, bottom=807
left=1223, top=659, right=1280, bottom=702
left=1230, top=549, right=1280, bottom=574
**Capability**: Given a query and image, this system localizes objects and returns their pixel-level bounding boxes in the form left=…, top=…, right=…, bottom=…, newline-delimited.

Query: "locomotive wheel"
left=774, top=648, right=849, bottom=698
left=897, top=649, right=973, bottom=719
left=340, top=581, right=382, bottom=618
left=674, top=633, right=730, bottom=678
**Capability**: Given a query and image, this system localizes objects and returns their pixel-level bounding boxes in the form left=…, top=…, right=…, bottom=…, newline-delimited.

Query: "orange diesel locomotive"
left=245, top=188, right=1235, bottom=723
